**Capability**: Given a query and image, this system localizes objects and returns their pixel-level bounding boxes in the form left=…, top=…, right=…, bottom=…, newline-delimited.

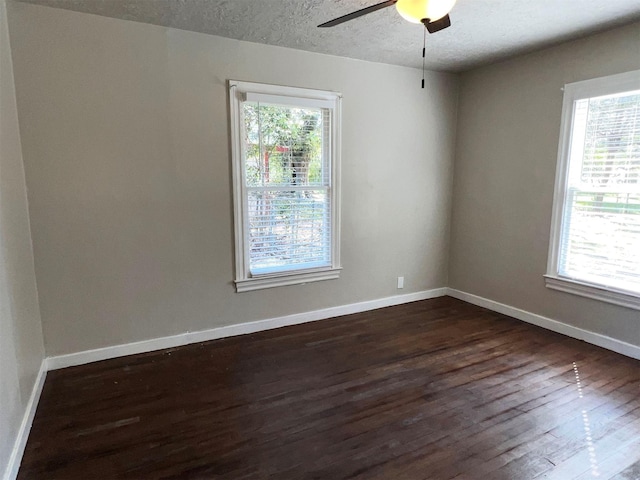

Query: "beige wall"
left=0, top=0, right=45, bottom=474
left=7, top=1, right=636, bottom=364
left=7, top=2, right=459, bottom=356
left=450, top=22, right=640, bottom=346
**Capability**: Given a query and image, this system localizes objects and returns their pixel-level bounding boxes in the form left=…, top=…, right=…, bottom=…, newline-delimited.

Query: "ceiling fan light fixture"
left=395, top=0, right=456, bottom=24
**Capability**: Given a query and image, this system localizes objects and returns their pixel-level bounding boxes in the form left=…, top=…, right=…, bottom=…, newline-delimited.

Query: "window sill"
left=235, top=267, right=341, bottom=293
left=544, top=275, right=640, bottom=311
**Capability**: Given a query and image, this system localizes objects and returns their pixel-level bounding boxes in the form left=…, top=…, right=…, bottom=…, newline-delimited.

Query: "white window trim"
left=229, top=80, right=342, bottom=293
left=546, top=69, right=640, bottom=310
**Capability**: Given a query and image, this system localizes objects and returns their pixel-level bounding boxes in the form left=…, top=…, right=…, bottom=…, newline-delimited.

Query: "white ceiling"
left=14, top=0, right=640, bottom=72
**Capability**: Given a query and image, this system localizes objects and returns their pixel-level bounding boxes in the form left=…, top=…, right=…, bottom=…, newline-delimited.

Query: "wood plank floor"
left=18, top=297, right=640, bottom=479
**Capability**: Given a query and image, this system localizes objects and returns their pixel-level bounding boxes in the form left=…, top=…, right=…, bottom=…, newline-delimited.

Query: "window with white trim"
left=546, top=70, right=640, bottom=310
left=229, top=81, right=341, bottom=292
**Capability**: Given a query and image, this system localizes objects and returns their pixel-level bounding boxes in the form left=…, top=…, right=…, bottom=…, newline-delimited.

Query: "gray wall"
left=6, top=1, right=637, bottom=366
left=7, top=2, right=459, bottom=356
left=450, top=22, right=640, bottom=346
left=0, top=0, right=45, bottom=474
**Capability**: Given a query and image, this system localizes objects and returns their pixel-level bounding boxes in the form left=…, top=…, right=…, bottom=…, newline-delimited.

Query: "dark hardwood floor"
left=18, top=297, right=640, bottom=479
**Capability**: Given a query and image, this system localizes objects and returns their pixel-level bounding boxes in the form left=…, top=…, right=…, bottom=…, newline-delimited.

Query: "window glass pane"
left=247, top=190, right=331, bottom=274
left=579, top=92, right=640, bottom=186
left=560, top=190, right=640, bottom=291
left=243, top=103, right=329, bottom=188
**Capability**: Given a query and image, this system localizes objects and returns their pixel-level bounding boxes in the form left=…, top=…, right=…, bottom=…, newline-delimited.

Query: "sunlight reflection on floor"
left=573, top=361, right=600, bottom=478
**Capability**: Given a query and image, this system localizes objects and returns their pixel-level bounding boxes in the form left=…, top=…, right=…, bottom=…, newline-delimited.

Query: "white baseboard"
left=447, top=288, right=640, bottom=361
left=47, top=288, right=448, bottom=370
left=4, top=360, right=47, bottom=480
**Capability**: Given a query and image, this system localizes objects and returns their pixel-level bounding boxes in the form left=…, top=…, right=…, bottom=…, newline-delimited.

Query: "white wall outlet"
left=397, top=276, right=404, bottom=289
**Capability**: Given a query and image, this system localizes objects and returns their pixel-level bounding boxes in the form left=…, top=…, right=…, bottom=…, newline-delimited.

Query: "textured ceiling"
left=13, top=0, right=640, bottom=72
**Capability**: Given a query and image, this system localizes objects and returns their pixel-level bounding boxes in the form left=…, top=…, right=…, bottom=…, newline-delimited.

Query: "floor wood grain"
left=18, top=297, right=640, bottom=479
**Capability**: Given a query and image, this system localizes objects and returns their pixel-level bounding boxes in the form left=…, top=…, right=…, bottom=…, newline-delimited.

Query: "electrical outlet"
left=397, top=276, right=404, bottom=289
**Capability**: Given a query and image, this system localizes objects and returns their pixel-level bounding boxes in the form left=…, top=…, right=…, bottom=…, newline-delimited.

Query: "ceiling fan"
left=318, top=0, right=456, bottom=33
left=319, top=0, right=457, bottom=87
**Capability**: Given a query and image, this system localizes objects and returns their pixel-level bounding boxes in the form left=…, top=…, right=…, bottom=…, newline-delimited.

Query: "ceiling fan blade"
left=424, top=14, right=451, bottom=34
left=318, top=0, right=398, bottom=28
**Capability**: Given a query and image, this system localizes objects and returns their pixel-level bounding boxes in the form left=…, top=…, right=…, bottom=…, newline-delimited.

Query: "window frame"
left=229, top=80, right=342, bottom=293
left=545, top=69, right=640, bottom=310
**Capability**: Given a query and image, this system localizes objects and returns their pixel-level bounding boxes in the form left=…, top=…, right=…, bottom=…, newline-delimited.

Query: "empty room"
left=1, top=0, right=640, bottom=478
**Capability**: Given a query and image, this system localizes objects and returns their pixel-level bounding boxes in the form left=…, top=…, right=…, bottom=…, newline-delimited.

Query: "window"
left=229, top=81, right=341, bottom=292
left=546, top=70, right=640, bottom=310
